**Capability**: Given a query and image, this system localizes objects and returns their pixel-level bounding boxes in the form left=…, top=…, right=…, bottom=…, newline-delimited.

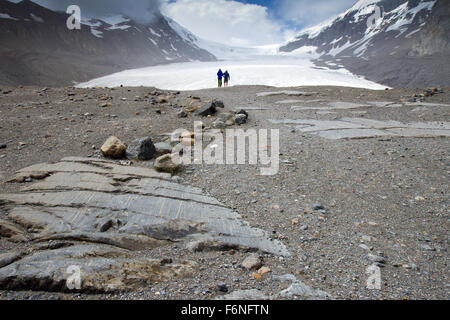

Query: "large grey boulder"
left=126, top=137, right=156, bottom=160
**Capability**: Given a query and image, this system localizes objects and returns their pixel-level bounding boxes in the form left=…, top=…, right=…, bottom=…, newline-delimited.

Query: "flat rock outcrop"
left=0, top=157, right=289, bottom=293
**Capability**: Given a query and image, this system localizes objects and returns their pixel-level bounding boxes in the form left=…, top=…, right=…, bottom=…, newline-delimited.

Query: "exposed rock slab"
left=278, top=280, right=331, bottom=299
left=0, top=158, right=289, bottom=293
left=0, top=244, right=196, bottom=293
left=270, top=118, right=450, bottom=140
left=256, top=91, right=318, bottom=97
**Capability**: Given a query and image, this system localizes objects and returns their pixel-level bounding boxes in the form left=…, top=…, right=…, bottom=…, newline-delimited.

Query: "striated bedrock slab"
left=270, top=118, right=450, bottom=140
left=0, top=158, right=289, bottom=292
left=256, top=91, right=318, bottom=97
left=0, top=244, right=197, bottom=293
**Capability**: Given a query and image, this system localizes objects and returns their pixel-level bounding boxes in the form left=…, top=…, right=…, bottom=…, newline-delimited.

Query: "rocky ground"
left=0, top=84, right=448, bottom=300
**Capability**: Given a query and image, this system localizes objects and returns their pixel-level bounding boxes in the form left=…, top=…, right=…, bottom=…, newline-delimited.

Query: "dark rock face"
left=195, top=103, right=217, bottom=117
left=212, top=100, right=225, bottom=109
left=0, top=157, right=289, bottom=293
left=236, top=109, right=249, bottom=120
left=280, top=0, right=449, bottom=88
left=0, top=0, right=216, bottom=86
left=126, top=137, right=156, bottom=160
left=234, top=114, right=247, bottom=125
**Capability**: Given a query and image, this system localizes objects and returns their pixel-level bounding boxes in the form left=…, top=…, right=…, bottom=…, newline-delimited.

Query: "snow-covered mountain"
left=0, top=0, right=216, bottom=86
left=280, top=0, right=449, bottom=87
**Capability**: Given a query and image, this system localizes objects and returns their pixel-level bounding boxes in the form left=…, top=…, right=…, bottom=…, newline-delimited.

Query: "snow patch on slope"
left=0, top=13, right=18, bottom=20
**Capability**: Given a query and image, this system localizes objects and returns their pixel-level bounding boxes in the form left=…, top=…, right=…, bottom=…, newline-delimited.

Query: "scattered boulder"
left=195, top=103, right=217, bottom=117
left=126, top=137, right=156, bottom=161
left=234, top=114, right=247, bottom=125
left=241, top=253, right=262, bottom=270
left=212, top=120, right=226, bottom=129
left=154, top=154, right=182, bottom=174
left=177, top=110, right=188, bottom=118
left=217, top=112, right=235, bottom=126
left=236, top=109, right=249, bottom=120
left=212, top=100, right=225, bottom=109
left=154, top=142, right=172, bottom=157
left=101, top=136, right=127, bottom=159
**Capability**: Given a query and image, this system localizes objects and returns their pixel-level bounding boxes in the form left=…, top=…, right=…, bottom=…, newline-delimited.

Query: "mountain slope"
left=280, top=0, right=449, bottom=88
left=0, top=0, right=216, bottom=86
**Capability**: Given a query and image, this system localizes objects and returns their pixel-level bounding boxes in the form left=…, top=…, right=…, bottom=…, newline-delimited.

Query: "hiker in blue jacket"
left=217, top=69, right=223, bottom=88
left=223, top=70, right=230, bottom=87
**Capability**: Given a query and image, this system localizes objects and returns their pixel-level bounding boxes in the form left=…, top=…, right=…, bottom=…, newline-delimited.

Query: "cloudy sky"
left=10, top=0, right=358, bottom=46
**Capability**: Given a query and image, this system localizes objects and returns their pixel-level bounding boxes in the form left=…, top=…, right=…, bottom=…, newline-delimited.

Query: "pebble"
left=312, top=204, right=324, bottom=211
left=420, top=244, right=435, bottom=251
left=366, top=254, right=386, bottom=264
left=216, top=283, right=228, bottom=293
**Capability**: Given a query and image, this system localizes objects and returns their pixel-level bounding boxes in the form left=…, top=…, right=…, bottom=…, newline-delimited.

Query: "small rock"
left=359, top=244, right=371, bottom=251
left=366, top=254, right=386, bottom=264
left=177, top=110, right=188, bottom=118
left=212, top=120, right=226, bottom=129
left=126, top=137, right=156, bottom=161
left=212, top=100, right=225, bottom=109
left=154, top=142, right=172, bottom=157
left=154, top=154, right=182, bottom=174
left=241, top=253, right=263, bottom=270
left=216, top=283, right=228, bottom=293
left=420, top=244, right=435, bottom=251
left=101, top=136, right=127, bottom=159
left=236, top=109, right=249, bottom=120
left=312, top=204, right=324, bottom=211
left=258, top=267, right=271, bottom=275
left=234, top=114, right=247, bottom=125
left=252, top=272, right=263, bottom=280
left=195, top=103, right=217, bottom=117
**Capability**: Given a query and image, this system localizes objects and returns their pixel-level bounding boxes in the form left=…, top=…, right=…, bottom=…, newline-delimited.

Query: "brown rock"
left=241, top=253, right=262, bottom=270
left=101, top=136, right=127, bottom=159
left=154, top=154, right=182, bottom=174
left=257, top=267, right=271, bottom=275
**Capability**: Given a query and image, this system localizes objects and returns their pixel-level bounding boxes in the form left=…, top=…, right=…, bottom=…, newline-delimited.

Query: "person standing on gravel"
left=223, top=70, right=230, bottom=87
left=217, top=69, right=223, bottom=88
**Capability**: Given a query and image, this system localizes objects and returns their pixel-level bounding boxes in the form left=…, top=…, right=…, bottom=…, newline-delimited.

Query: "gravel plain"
left=0, top=84, right=448, bottom=300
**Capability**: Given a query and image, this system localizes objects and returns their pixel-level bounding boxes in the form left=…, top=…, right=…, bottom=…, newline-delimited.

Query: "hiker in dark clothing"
left=217, top=69, right=223, bottom=88
left=223, top=70, right=230, bottom=87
